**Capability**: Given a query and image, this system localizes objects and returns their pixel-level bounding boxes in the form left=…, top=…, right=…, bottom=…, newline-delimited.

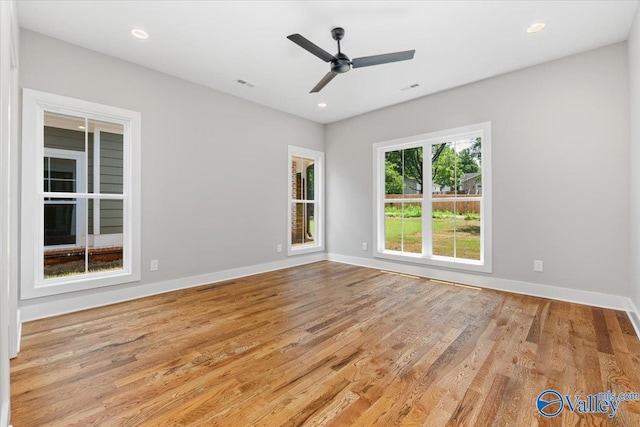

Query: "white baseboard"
left=628, top=299, right=640, bottom=339
left=19, top=253, right=327, bottom=322
left=0, top=400, right=8, bottom=427
left=9, top=309, right=20, bottom=359
left=327, top=253, right=634, bottom=312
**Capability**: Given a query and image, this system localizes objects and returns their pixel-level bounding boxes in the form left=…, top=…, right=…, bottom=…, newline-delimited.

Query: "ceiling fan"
left=287, top=27, right=415, bottom=93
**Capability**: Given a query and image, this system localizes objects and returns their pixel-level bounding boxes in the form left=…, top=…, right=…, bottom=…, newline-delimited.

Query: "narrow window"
left=288, top=146, right=324, bottom=255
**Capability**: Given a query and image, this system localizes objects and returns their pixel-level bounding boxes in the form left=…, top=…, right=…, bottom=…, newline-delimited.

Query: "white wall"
left=18, top=30, right=324, bottom=319
left=629, top=6, right=640, bottom=320
left=326, top=42, right=630, bottom=297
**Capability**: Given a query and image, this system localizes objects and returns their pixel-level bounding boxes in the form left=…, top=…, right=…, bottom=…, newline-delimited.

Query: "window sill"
left=23, top=270, right=140, bottom=300
left=374, top=250, right=492, bottom=274
left=288, top=244, right=324, bottom=257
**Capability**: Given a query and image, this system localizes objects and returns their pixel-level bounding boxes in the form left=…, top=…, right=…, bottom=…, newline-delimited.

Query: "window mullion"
left=94, top=129, right=101, bottom=239
left=84, top=118, right=89, bottom=273
left=423, top=143, right=432, bottom=257
left=453, top=140, right=457, bottom=260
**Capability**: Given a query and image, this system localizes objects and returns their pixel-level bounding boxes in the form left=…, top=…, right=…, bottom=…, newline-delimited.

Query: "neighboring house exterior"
left=404, top=177, right=422, bottom=194
left=461, top=172, right=482, bottom=195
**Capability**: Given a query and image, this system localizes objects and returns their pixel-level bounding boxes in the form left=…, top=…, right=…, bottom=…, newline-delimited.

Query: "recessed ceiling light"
left=317, top=102, right=327, bottom=108
left=527, top=22, right=546, bottom=34
left=77, top=125, right=86, bottom=130
left=131, top=29, right=149, bottom=39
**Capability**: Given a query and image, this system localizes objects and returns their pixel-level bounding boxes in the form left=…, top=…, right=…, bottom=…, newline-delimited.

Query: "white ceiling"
left=17, top=1, right=639, bottom=124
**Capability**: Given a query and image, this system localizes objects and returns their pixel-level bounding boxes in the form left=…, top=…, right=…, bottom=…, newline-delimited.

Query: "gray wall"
left=326, top=42, right=630, bottom=296
left=20, top=30, right=323, bottom=307
left=630, top=7, right=640, bottom=311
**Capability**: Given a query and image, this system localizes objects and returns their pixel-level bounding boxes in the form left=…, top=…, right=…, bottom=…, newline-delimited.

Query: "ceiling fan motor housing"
left=331, top=52, right=351, bottom=74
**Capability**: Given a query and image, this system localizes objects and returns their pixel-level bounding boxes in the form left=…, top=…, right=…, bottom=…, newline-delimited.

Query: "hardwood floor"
left=10, top=261, right=640, bottom=426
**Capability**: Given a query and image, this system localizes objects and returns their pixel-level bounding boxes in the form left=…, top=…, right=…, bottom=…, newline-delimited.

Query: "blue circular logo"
left=537, top=389, right=564, bottom=418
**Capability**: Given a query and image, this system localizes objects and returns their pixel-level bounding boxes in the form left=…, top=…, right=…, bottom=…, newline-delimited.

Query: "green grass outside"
left=385, top=215, right=480, bottom=260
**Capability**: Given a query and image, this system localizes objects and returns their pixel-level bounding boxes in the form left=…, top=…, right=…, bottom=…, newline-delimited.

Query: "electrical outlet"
left=362, top=242, right=368, bottom=251
left=277, top=244, right=282, bottom=253
left=533, top=260, right=543, bottom=272
left=150, top=259, right=159, bottom=271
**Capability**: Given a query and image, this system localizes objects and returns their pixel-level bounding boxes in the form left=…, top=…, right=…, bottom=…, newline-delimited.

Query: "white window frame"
left=287, top=145, right=324, bottom=256
left=373, top=122, right=492, bottom=273
left=21, top=88, right=141, bottom=299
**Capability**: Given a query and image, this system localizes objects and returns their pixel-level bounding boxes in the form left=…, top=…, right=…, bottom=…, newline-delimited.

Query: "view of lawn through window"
left=383, top=137, right=482, bottom=261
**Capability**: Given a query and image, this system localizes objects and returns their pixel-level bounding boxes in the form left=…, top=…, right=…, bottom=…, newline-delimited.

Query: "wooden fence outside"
left=385, top=193, right=481, bottom=214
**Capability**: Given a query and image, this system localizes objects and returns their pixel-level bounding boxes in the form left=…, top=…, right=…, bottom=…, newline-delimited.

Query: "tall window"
left=374, top=122, right=492, bottom=272
left=21, top=89, right=141, bottom=298
left=288, top=146, right=324, bottom=255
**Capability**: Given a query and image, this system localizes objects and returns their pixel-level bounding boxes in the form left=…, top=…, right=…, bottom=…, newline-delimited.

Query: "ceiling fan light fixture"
left=526, top=22, right=546, bottom=34
left=131, top=28, right=149, bottom=39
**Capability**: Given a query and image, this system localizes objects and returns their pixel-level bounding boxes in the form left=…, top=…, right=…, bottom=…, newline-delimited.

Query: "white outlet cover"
left=533, top=260, right=543, bottom=272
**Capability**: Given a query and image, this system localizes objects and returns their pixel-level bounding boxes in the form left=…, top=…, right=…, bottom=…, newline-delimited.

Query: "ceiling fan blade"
left=287, top=34, right=337, bottom=63
left=351, top=50, right=415, bottom=68
left=310, top=72, right=337, bottom=93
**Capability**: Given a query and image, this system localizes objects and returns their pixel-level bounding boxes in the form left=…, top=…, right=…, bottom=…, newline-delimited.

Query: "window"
left=373, top=122, right=492, bottom=272
left=21, top=89, right=141, bottom=298
left=288, top=146, right=324, bottom=255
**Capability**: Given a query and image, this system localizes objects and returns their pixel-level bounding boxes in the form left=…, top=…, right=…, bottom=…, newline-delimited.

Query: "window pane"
left=432, top=201, right=455, bottom=258
left=89, top=199, right=124, bottom=273
left=291, top=156, right=314, bottom=201
left=385, top=147, right=423, bottom=196
left=385, top=150, right=403, bottom=195
left=385, top=202, right=402, bottom=251
left=44, top=112, right=88, bottom=153
left=385, top=202, right=422, bottom=253
left=291, top=202, right=314, bottom=246
left=44, top=246, right=86, bottom=279
left=455, top=199, right=481, bottom=261
left=402, top=147, right=423, bottom=196
left=90, top=119, right=124, bottom=195
left=432, top=142, right=457, bottom=195
left=456, top=137, right=482, bottom=195
left=100, top=199, right=124, bottom=234
left=44, top=202, right=77, bottom=246
left=401, top=201, right=422, bottom=253
left=44, top=197, right=86, bottom=279
left=44, top=112, right=88, bottom=196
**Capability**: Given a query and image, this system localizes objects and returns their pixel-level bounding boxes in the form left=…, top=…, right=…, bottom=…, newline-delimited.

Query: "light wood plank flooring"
left=10, top=261, right=640, bottom=426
